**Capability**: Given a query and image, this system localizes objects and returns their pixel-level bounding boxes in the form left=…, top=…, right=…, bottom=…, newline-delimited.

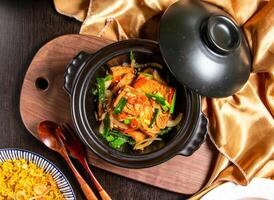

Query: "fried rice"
left=0, top=159, right=64, bottom=200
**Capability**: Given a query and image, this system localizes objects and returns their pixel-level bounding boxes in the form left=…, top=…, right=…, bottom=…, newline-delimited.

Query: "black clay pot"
left=64, top=39, right=208, bottom=168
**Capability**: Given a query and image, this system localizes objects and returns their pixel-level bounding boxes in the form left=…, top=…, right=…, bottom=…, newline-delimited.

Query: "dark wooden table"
left=0, top=1, right=186, bottom=199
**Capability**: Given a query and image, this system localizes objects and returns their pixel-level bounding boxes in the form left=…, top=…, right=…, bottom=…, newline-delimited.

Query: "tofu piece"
left=134, top=75, right=171, bottom=100
left=127, top=131, right=147, bottom=143
left=110, top=66, right=134, bottom=78
left=113, top=73, right=135, bottom=93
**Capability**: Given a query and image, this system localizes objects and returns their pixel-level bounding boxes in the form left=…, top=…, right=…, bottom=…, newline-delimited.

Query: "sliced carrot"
left=133, top=77, right=147, bottom=88
left=128, top=95, right=147, bottom=104
left=123, top=128, right=136, bottom=134
left=130, top=118, right=139, bottom=129
left=118, top=112, right=128, bottom=120
left=168, top=88, right=175, bottom=104
left=136, top=98, right=143, bottom=104
left=136, top=95, right=148, bottom=103
left=150, top=99, right=155, bottom=106
left=128, top=97, right=136, bottom=104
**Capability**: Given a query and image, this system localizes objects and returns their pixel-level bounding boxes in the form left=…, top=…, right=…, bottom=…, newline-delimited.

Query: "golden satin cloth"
left=54, top=0, right=274, bottom=198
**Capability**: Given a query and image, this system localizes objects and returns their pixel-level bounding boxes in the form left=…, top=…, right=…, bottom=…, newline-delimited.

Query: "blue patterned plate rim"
left=0, top=148, right=76, bottom=200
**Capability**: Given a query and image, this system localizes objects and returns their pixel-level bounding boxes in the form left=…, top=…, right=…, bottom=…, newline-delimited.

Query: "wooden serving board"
left=20, top=34, right=218, bottom=194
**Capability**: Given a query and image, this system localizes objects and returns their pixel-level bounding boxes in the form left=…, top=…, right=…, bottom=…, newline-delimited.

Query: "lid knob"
left=204, top=15, right=240, bottom=54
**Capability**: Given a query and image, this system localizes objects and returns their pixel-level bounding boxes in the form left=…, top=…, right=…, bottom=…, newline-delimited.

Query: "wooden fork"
left=58, top=123, right=112, bottom=200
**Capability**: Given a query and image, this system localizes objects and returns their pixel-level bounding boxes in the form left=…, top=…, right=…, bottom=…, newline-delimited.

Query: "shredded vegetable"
left=167, top=113, right=183, bottom=127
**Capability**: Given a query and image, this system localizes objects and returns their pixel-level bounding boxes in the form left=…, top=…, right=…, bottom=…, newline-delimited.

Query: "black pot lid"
left=159, top=0, right=252, bottom=98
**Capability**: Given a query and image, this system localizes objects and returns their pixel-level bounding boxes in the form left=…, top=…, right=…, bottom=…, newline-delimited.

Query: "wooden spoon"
left=37, top=120, right=98, bottom=200
left=59, top=123, right=112, bottom=200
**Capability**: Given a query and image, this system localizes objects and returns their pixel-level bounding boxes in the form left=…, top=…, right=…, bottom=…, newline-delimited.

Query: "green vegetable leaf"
left=109, top=137, right=127, bottom=149
left=128, top=139, right=136, bottom=146
left=92, top=88, right=98, bottom=96
left=159, top=127, right=173, bottom=135
left=107, top=130, right=136, bottom=149
left=106, top=135, right=115, bottom=142
left=104, top=75, right=112, bottom=81
left=103, top=114, right=110, bottom=136
left=109, top=130, right=128, bottom=140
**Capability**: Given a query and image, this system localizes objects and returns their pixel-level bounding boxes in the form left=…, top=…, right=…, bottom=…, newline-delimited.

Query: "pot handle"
left=64, top=51, right=91, bottom=95
left=178, top=113, right=208, bottom=156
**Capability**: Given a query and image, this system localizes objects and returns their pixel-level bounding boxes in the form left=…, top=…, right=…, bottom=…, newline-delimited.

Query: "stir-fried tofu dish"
left=93, top=52, right=183, bottom=150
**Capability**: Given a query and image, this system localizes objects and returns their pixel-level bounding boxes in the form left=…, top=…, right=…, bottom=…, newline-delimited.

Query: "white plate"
left=0, top=148, right=75, bottom=200
left=201, top=177, right=274, bottom=200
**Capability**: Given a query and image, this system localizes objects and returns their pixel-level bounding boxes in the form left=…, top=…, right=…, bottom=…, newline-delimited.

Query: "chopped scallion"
left=149, top=108, right=159, bottom=128
left=113, top=97, right=127, bottom=114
